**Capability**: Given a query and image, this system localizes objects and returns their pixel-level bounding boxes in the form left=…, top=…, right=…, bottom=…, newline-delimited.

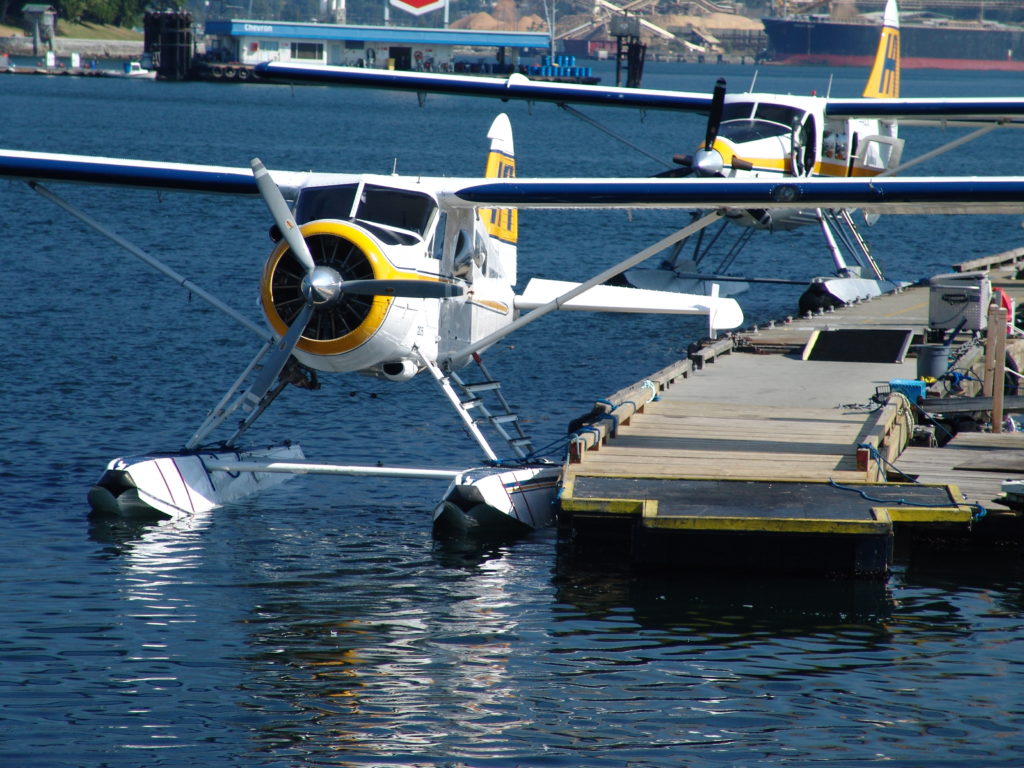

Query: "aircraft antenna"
left=826, top=74, right=833, bottom=99
left=392, top=157, right=398, bottom=175
left=748, top=70, right=758, bottom=91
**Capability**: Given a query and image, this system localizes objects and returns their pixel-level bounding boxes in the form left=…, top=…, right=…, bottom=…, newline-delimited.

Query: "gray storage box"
left=928, top=271, right=990, bottom=331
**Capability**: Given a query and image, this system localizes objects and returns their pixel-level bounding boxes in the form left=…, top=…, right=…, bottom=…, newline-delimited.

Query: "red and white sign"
left=389, top=0, right=446, bottom=16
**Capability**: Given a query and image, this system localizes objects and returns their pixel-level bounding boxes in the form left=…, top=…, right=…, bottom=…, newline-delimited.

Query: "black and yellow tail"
left=481, top=113, right=517, bottom=246
left=862, top=0, right=900, bottom=98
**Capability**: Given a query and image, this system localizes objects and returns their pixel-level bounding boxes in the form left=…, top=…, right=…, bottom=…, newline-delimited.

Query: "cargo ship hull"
left=762, top=15, right=1024, bottom=70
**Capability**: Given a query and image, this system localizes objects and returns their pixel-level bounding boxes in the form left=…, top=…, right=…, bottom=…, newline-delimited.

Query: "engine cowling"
left=259, top=220, right=418, bottom=374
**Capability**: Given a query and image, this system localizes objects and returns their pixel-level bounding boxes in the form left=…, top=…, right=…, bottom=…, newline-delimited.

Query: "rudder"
left=481, top=113, right=517, bottom=246
left=862, top=0, right=900, bottom=98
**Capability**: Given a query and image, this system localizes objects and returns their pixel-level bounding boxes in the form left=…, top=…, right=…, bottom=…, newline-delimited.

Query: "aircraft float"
left=256, top=0, right=1024, bottom=312
left=5, top=110, right=1024, bottom=535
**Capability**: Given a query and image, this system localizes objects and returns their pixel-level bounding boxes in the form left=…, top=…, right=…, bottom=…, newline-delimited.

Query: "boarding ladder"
left=419, top=350, right=534, bottom=462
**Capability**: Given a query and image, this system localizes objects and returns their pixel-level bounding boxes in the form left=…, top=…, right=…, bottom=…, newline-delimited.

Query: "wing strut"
left=28, top=182, right=271, bottom=342
left=879, top=123, right=1001, bottom=178
left=449, top=210, right=725, bottom=363
left=557, top=103, right=674, bottom=169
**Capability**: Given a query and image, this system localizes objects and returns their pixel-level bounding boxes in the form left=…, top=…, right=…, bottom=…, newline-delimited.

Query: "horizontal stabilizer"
left=515, top=278, right=743, bottom=330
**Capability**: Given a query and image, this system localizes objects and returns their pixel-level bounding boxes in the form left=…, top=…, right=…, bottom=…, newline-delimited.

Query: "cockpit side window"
left=430, top=212, right=447, bottom=260
left=753, top=104, right=803, bottom=128
left=358, top=185, right=435, bottom=235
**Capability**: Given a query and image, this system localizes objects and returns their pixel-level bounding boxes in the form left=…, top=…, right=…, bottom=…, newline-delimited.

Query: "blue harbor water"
left=2, top=61, right=1024, bottom=765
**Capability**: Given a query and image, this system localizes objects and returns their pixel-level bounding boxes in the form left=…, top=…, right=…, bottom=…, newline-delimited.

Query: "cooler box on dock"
left=889, top=378, right=928, bottom=403
left=928, top=271, right=990, bottom=331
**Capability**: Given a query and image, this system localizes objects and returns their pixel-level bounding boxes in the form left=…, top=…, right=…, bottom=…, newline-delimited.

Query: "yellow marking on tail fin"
left=482, top=148, right=517, bottom=244
left=863, top=0, right=900, bottom=98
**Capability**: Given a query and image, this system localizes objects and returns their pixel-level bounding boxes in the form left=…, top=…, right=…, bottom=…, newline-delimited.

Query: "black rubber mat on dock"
left=803, top=328, right=913, bottom=363
left=571, top=477, right=954, bottom=519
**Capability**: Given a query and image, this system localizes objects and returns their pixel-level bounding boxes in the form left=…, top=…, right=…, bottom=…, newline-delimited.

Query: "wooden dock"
left=559, top=258, right=1024, bottom=576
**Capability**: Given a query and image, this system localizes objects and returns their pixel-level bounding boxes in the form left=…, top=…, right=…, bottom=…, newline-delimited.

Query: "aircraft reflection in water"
left=260, top=0, right=1024, bottom=313
left=237, top=548, right=527, bottom=759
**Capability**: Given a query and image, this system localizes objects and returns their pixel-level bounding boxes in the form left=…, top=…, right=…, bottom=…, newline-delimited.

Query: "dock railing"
left=953, top=246, right=1024, bottom=275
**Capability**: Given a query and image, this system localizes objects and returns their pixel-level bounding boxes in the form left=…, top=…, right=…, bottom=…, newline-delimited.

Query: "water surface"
left=2, top=62, right=1023, bottom=766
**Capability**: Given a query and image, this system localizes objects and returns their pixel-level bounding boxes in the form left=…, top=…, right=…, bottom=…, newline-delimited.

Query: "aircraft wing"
left=5, top=148, right=1024, bottom=215
left=824, top=97, right=1024, bottom=125
left=0, top=149, right=340, bottom=199
left=257, top=62, right=1024, bottom=125
left=257, top=62, right=715, bottom=112
left=438, top=176, right=1024, bottom=215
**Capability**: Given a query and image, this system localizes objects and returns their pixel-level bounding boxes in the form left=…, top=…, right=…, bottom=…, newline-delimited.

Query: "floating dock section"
left=560, top=255, right=1024, bottom=577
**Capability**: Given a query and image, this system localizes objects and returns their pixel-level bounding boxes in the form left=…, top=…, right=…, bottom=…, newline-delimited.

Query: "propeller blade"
left=653, top=167, right=695, bottom=178
left=339, top=279, right=465, bottom=299
left=705, top=78, right=727, bottom=151
left=224, top=300, right=315, bottom=446
left=652, top=154, right=695, bottom=178
left=251, top=158, right=316, bottom=275
left=244, top=300, right=315, bottom=405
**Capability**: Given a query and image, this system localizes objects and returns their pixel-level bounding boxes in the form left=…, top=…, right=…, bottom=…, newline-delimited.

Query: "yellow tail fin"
left=482, top=113, right=517, bottom=245
left=862, top=0, right=900, bottom=98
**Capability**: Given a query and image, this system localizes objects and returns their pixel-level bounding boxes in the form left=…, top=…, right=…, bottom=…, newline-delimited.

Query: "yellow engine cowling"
left=259, top=220, right=419, bottom=374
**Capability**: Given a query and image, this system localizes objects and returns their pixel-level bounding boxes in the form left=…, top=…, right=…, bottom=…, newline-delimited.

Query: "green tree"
left=55, top=0, right=90, bottom=23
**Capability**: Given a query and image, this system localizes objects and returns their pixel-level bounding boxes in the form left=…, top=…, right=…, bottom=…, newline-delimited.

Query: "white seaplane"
left=6, top=112, right=1024, bottom=536
left=257, top=0, right=1024, bottom=312
left=0, top=114, right=746, bottom=536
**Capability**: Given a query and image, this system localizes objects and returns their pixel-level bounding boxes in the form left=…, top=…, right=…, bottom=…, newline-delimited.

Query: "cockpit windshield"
left=719, top=102, right=806, bottom=142
left=294, top=183, right=436, bottom=245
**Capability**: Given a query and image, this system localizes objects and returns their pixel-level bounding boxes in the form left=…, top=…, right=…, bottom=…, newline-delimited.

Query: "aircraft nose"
left=693, top=147, right=724, bottom=176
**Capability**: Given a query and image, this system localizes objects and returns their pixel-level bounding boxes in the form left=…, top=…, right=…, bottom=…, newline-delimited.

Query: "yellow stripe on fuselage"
left=469, top=299, right=511, bottom=315
left=817, top=159, right=886, bottom=178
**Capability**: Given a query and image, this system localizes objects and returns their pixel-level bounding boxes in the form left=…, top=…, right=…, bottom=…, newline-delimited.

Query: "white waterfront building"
left=203, top=19, right=549, bottom=72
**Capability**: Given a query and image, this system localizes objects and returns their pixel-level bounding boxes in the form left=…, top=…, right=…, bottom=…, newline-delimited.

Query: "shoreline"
left=0, top=35, right=142, bottom=59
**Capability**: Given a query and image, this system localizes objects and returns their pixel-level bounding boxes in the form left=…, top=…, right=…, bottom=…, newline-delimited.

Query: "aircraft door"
left=853, top=135, right=905, bottom=175
left=389, top=46, right=413, bottom=71
left=789, top=114, right=817, bottom=176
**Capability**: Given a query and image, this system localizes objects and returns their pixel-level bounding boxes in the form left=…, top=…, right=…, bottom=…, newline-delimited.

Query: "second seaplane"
left=257, top=0, right=1024, bottom=312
